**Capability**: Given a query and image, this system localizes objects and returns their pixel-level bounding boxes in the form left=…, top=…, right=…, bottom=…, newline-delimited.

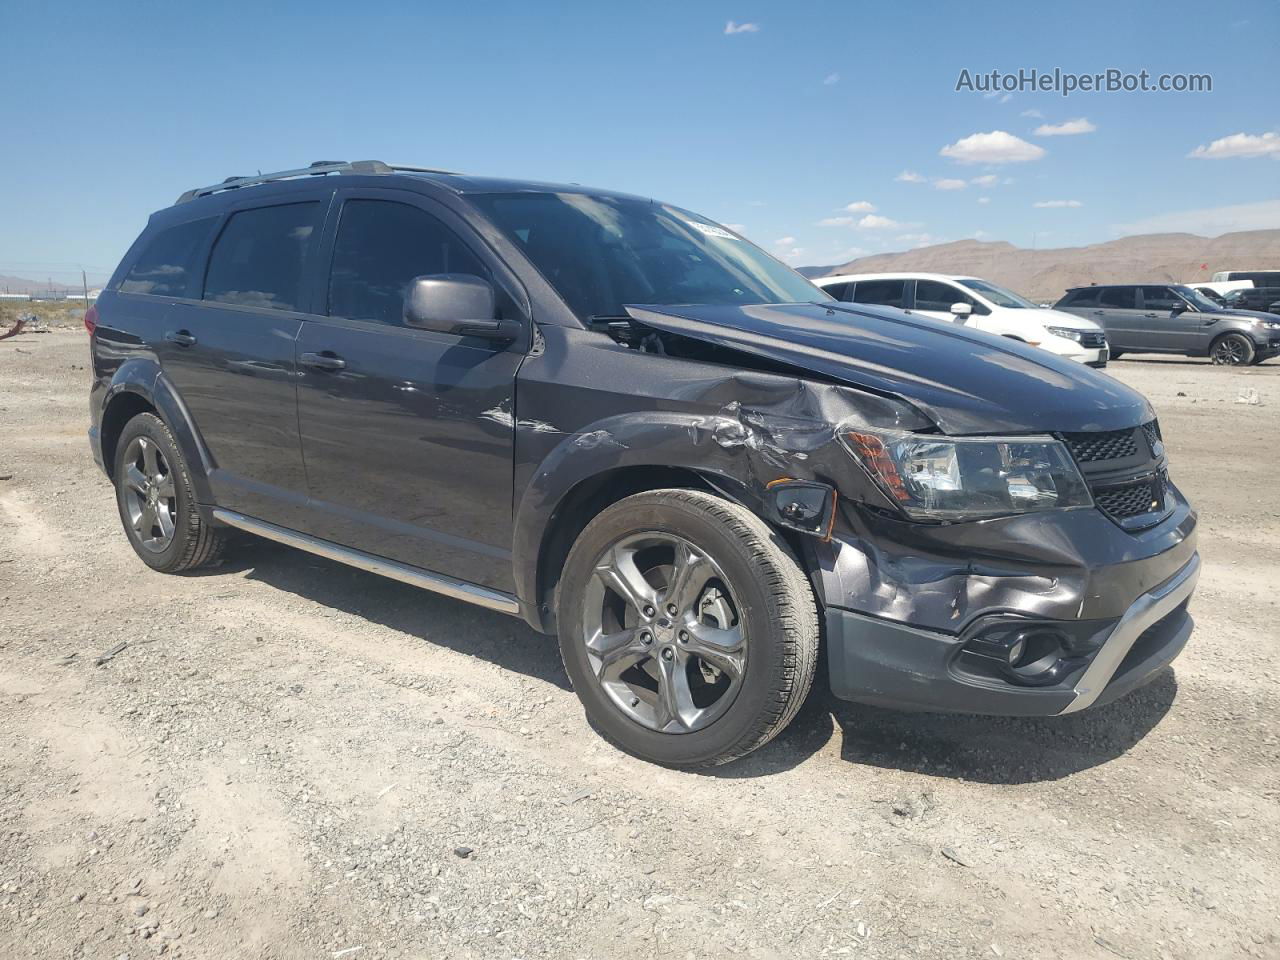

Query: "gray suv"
left=1055, top=284, right=1280, bottom=365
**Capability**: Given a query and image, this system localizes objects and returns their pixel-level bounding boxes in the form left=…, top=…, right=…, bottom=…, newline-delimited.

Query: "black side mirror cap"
left=403, top=274, right=516, bottom=340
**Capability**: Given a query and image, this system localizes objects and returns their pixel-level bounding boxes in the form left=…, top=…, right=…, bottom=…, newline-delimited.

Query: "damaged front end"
left=511, top=300, right=1198, bottom=717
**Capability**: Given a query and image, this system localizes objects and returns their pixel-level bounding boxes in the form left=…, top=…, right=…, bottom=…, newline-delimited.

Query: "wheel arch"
left=99, top=367, right=214, bottom=504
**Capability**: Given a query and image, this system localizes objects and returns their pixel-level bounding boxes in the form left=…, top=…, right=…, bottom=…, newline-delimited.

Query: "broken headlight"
left=842, top=429, right=1092, bottom=521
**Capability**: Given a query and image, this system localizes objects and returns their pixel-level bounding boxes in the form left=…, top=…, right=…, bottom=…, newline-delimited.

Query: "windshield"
left=1169, top=285, right=1222, bottom=312
left=469, top=192, right=826, bottom=321
left=955, top=277, right=1039, bottom=309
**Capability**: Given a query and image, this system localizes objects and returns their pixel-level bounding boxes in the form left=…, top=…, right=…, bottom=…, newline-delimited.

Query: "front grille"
left=1062, top=428, right=1137, bottom=462
left=1062, top=420, right=1169, bottom=529
left=1078, top=331, right=1107, bottom=349
left=1094, top=473, right=1166, bottom=519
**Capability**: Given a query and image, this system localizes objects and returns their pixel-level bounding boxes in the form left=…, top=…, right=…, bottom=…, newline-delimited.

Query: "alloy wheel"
left=1212, top=338, right=1248, bottom=365
left=121, top=436, right=177, bottom=552
left=581, top=532, right=746, bottom=734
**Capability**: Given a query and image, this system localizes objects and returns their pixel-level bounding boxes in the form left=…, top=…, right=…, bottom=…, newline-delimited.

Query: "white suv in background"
left=815, top=272, right=1109, bottom=367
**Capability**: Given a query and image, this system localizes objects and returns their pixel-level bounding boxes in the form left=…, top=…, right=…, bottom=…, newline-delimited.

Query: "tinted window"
left=851, top=278, right=906, bottom=308
left=915, top=279, right=972, bottom=312
left=203, top=202, right=321, bottom=311
left=1099, top=287, right=1136, bottom=309
left=328, top=200, right=488, bottom=326
left=469, top=192, right=824, bottom=321
left=1059, top=289, right=1098, bottom=307
left=119, top=218, right=216, bottom=297
left=822, top=281, right=851, bottom=301
left=1141, top=286, right=1184, bottom=311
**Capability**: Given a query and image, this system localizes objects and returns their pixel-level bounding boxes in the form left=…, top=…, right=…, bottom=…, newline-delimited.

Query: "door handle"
left=300, top=351, right=347, bottom=371
left=164, top=330, right=197, bottom=347
left=1144, top=313, right=1158, bottom=318
left=1091, top=310, right=1104, bottom=316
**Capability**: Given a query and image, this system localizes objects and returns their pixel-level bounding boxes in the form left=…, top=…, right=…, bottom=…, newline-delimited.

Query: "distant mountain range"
left=799, top=229, right=1280, bottom=300
left=0, top=273, right=108, bottom=295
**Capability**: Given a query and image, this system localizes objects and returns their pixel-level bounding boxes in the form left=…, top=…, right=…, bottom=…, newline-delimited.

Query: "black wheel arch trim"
left=98, top=360, right=216, bottom=505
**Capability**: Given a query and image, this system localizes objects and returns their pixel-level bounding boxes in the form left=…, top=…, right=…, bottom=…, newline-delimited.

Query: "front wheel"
left=1210, top=333, right=1255, bottom=366
left=557, top=489, right=819, bottom=767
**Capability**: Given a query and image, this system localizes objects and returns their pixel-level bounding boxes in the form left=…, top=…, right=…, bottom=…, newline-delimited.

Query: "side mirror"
left=1170, top=302, right=1187, bottom=315
left=950, top=302, right=972, bottom=318
left=403, top=275, right=519, bottom=340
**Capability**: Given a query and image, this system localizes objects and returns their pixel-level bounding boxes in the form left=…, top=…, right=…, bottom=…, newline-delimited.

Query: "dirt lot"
left=2, top=329, right=1278, bottom=960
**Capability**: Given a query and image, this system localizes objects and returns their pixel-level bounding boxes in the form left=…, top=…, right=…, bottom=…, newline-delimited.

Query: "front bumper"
left=827, top=552, right=1199, bottom=716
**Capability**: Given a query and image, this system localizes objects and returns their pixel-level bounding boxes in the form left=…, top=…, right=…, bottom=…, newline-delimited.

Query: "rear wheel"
left=1210, top=333, right=1255, bottom=366
left=113, top=413, right=227, bottom=572
left=557, top=489, right=819, bottom=767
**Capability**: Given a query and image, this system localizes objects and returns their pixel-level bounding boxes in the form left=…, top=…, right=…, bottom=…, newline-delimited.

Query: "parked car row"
left=816, top=272, right=1280, bottom=366
left=815, top=273, right=1110, bottom=366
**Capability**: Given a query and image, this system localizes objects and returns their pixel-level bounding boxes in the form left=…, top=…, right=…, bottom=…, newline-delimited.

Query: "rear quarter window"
left=118, top=218, right=217, bottom=297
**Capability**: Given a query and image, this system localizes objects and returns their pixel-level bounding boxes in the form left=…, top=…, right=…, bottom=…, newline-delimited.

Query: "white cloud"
left=844, top=200, right=876, bottom=212
left=977, top=196, right=991, bottom=204
left=969, top=174, right=998, bottom=187
left=1111, top=199, right=1280, bottom=237
left=894, top=170, right=926, bottom=183
left=940, top=130, right=1046, bottom=165
left=724, top=20, right=759, bottom=34
left=972, top=230, right=988, bottom=239
left=1188, top=131, right=1280, bottom=159
left=748, top=200, right=766, bottom=207
left=1021, top=109, right=1043, bottom=119
left=823, top=72, right=840, bottom=86
left=999, top=93, right=1012, bottom=103
left=934, top=178, right=967, bottom=191
left=817, top=216, right=854, bottom=227
left=775, top=236, right=796, bottom=245
left=1033, top=200, right=1083, bottom=208
left=1033, top=117, right=1096, bottom=136
left=857, top=214, right=901, bottom=229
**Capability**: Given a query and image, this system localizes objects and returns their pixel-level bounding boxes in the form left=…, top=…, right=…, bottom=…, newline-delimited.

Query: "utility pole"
left=82, top=269, right=89, bottom=303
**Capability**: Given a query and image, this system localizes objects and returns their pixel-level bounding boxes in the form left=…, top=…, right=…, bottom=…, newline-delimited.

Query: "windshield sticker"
left=686, top=221, right=739, bottom=240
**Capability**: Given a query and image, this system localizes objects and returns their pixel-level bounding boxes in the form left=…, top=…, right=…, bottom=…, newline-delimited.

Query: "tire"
left=1109, top=351, right=1123, bottom=360
left=557, top=489, right=819, bottom=767
left=113, top=412, right=227, bottom=573
left=1210, top=333, right=1255, bottom=366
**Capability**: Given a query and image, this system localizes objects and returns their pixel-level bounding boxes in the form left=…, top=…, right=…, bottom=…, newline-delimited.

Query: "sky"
left=1, top=0, right=1277, bottom=287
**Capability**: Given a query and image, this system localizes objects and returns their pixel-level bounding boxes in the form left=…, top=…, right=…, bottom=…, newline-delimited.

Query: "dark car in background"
left=1055, top=283, right=1280, bottom=365
left=1222, top=286, right=1280, bottom=316
left=87, top=161, right=1200, bottom=766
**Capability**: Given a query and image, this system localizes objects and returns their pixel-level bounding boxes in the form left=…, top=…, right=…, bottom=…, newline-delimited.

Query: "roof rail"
left=174, top=160, right=459, bottom=204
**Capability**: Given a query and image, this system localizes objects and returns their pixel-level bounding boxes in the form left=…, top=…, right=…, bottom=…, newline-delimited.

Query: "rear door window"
left=822, top=281, right=851, bottom=301
left=327, top=199, right=489, bottom=326
left=851, top=278, right=905, bottom=308
left=1099, top=287, right=1136, bottom=309
left=119, top=218, right=217, bottom=297
left=203, top=202, right=322, bottom=311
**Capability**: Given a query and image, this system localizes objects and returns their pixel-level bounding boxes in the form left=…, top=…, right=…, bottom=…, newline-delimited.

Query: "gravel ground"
left=1, top=330, right=1278, bottom=960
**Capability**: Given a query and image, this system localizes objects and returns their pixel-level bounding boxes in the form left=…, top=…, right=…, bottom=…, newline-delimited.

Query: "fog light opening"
left=1007, top=637, right=1027, bottom=667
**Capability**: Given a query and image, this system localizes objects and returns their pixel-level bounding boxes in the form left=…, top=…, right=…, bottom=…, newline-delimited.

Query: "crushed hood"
left=624, top=301, right=1154, bottom=435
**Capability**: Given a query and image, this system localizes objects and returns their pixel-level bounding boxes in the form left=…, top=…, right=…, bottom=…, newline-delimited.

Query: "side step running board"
left=211, top=508, right=522, bottom=616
